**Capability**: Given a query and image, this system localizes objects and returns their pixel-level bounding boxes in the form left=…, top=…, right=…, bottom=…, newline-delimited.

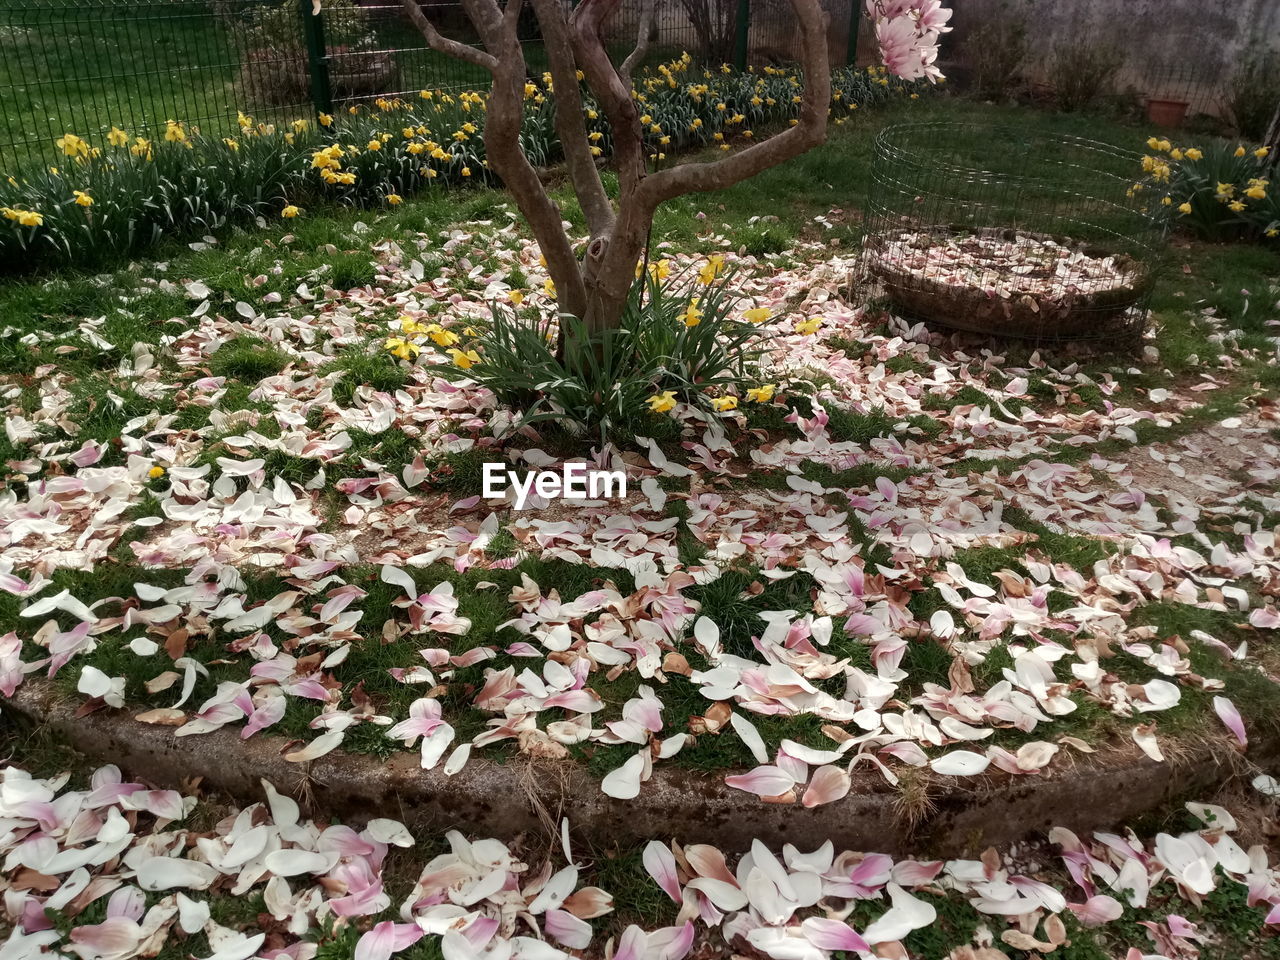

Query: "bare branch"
left=503, top=0, right=525, bottom=31
left=400, top=0, right=498, bottom=72
left=571, top=0, right=647, bottom=201
left=640, top=0, right=831, bottom=205
left=619, top=0, right=656, bottom=82
left=530, top=0, right=616, bottom=239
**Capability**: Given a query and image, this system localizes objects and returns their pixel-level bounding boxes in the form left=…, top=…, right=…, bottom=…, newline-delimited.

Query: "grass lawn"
left=2, top=92, right=1278, bottom=776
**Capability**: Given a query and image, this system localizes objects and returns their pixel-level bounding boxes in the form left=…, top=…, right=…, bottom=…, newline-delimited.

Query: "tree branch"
left=422, top=0, right=589, bottom=321
left=619, top=0, right=655, bottom=82
left=530, top=0, right=616, bottom=239
left=399, top=0, right=498, bottom=72
left=640, top=0, right=831, bottom=205
left=571, top=0, right=647, bottom=200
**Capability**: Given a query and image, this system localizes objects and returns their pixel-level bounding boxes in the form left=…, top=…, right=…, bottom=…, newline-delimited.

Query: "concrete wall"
left=949, top=0, right=1280, bottom=114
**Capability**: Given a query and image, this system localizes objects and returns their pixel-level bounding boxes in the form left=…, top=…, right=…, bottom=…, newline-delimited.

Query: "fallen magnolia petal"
left=929, top=751, right=990, bottom=776
left=724, top=765, right=797, bottom=798
left=134, top=856, right=219, bottom=891
left=283, top=730, right=345, bottom=763
left=1068, top=895, right=1124, bottom=927
left=730, top=711, right=770, bottom=765
left=860, top=883, right=937, bottom=945
left=1132, top=725, right=1164, bottom=762
left=801, top=765, right=851, bottom=808
left=544, top=908, right=593, bottom=950
left=800, top=916, right=871, bottom=953
left=601, top=750, right=647, bottom=800
left=1213, top=696, right=1248, bottom=748
left=1253, top=774, right=1280, bottom=797
left=354, top=922, right=425, bottom=960
left=643, top=841, right=683, bottom=903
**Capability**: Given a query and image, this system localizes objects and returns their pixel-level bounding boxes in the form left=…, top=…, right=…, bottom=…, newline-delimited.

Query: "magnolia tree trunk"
left=401, top=0, right=948, bottom=336
left=402, top=0, right=832, bottom=336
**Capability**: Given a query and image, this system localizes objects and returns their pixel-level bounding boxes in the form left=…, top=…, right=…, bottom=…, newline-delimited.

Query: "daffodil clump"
left=1137, top=136, right=1278, bottom=242
left=1, top=59, right=929, bottom=268
left=418, top=259, right=799, bottom=443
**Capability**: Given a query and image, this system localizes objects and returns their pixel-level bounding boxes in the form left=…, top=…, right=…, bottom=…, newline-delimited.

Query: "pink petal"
left=643, top=841, right=682, bottom=903
left=646, top=922, right=694, bottom=960
left=1213, top=696, right=1247, bottom=748
left=1068, top=895, right=1123, bottom=928
left=801, top=917, right=871, bottom=953
left=613, top=925, right=649, bottom=960
left=801, top=766, right=851, bottom=808
left=70, top=918, right=143, bottom=956
left=354, top=922, right=424, bottom=960
left=724, top=765, right=795, bottom=798
left=545, top=909, right=593, bottom=950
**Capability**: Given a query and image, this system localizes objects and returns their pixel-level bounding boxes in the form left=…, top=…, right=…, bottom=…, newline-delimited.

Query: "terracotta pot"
left=1146, top=98, right=1189, bottom=128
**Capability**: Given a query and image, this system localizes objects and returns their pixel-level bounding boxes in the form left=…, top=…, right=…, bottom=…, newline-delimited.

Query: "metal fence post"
left=734, top=0, right=751, bottom=71
left=846, top=0, right=862, bottom=66
left=300, top=0, right=333, bottom=115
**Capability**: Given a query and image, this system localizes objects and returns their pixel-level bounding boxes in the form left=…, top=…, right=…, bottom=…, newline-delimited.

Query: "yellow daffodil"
left=711, top=396, right=738, bottom=412
left=543, top=277, right=556, bottom=297
left=743, top=307, right=770, bottom=324
left=400, top=316, right=429, bottom=335
left=2, top=207, right=42, bottom=227
left=1229, top=200, right=1246, bottom=212
left=107, top=126, right=128, bottom=147
left=747, top=384, right=776, bottom=403
left=164, top=120, right=187, bottom=143
left=385, top=337, right=421, bottom=360
left=448, top=348, right=480, bottom=369
left=367, top=139, right=382, bottom=151
left=1184, top=147, right=1202, bottom=161
left=508, top=289, right=525, bottom=306
left=318, top=112, right=333, bottom=126
left=427, top=324, right=459, bottom=347
left=681, top=300, right=703, bottom=327
left=1245, top=181, right=1268, bottom=201
left=461, top=166, right=472, bottom=177
left=56, top=133, right=89, bottom=158
left=795, top=317, right=823, bottom=336
left=1178, top=202, right=1193, bottom=214
left=73, top=190, right=93, bottom=207
left=647, top=391, right=677, bottom=413
left=386, top=193, right=403, bottom=205
left=281, top=204, right=301, bottom=218
left=1256, top=147, right=1271, bottom=159
left=697, top=254, right=725, bottom=285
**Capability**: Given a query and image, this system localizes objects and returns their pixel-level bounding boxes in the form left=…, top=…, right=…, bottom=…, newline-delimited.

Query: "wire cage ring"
left=860, top=121, right=1168, bottom=343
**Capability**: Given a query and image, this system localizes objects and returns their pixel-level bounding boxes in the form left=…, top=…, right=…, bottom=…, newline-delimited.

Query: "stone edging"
left=6, top=682, right=1249, bottom=856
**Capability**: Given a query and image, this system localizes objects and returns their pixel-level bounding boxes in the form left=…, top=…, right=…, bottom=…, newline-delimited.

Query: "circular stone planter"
left=8, top=683, right=1262, bottom=857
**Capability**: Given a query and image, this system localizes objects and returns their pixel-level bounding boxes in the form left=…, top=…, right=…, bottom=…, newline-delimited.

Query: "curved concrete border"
left=6, top=683, right=1255, bottom=856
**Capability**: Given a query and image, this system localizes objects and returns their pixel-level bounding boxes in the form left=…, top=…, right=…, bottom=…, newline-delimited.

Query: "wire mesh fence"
left=860, top=122, right=1168, bottom=343
left=0, top=0, right=867, bottom=174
